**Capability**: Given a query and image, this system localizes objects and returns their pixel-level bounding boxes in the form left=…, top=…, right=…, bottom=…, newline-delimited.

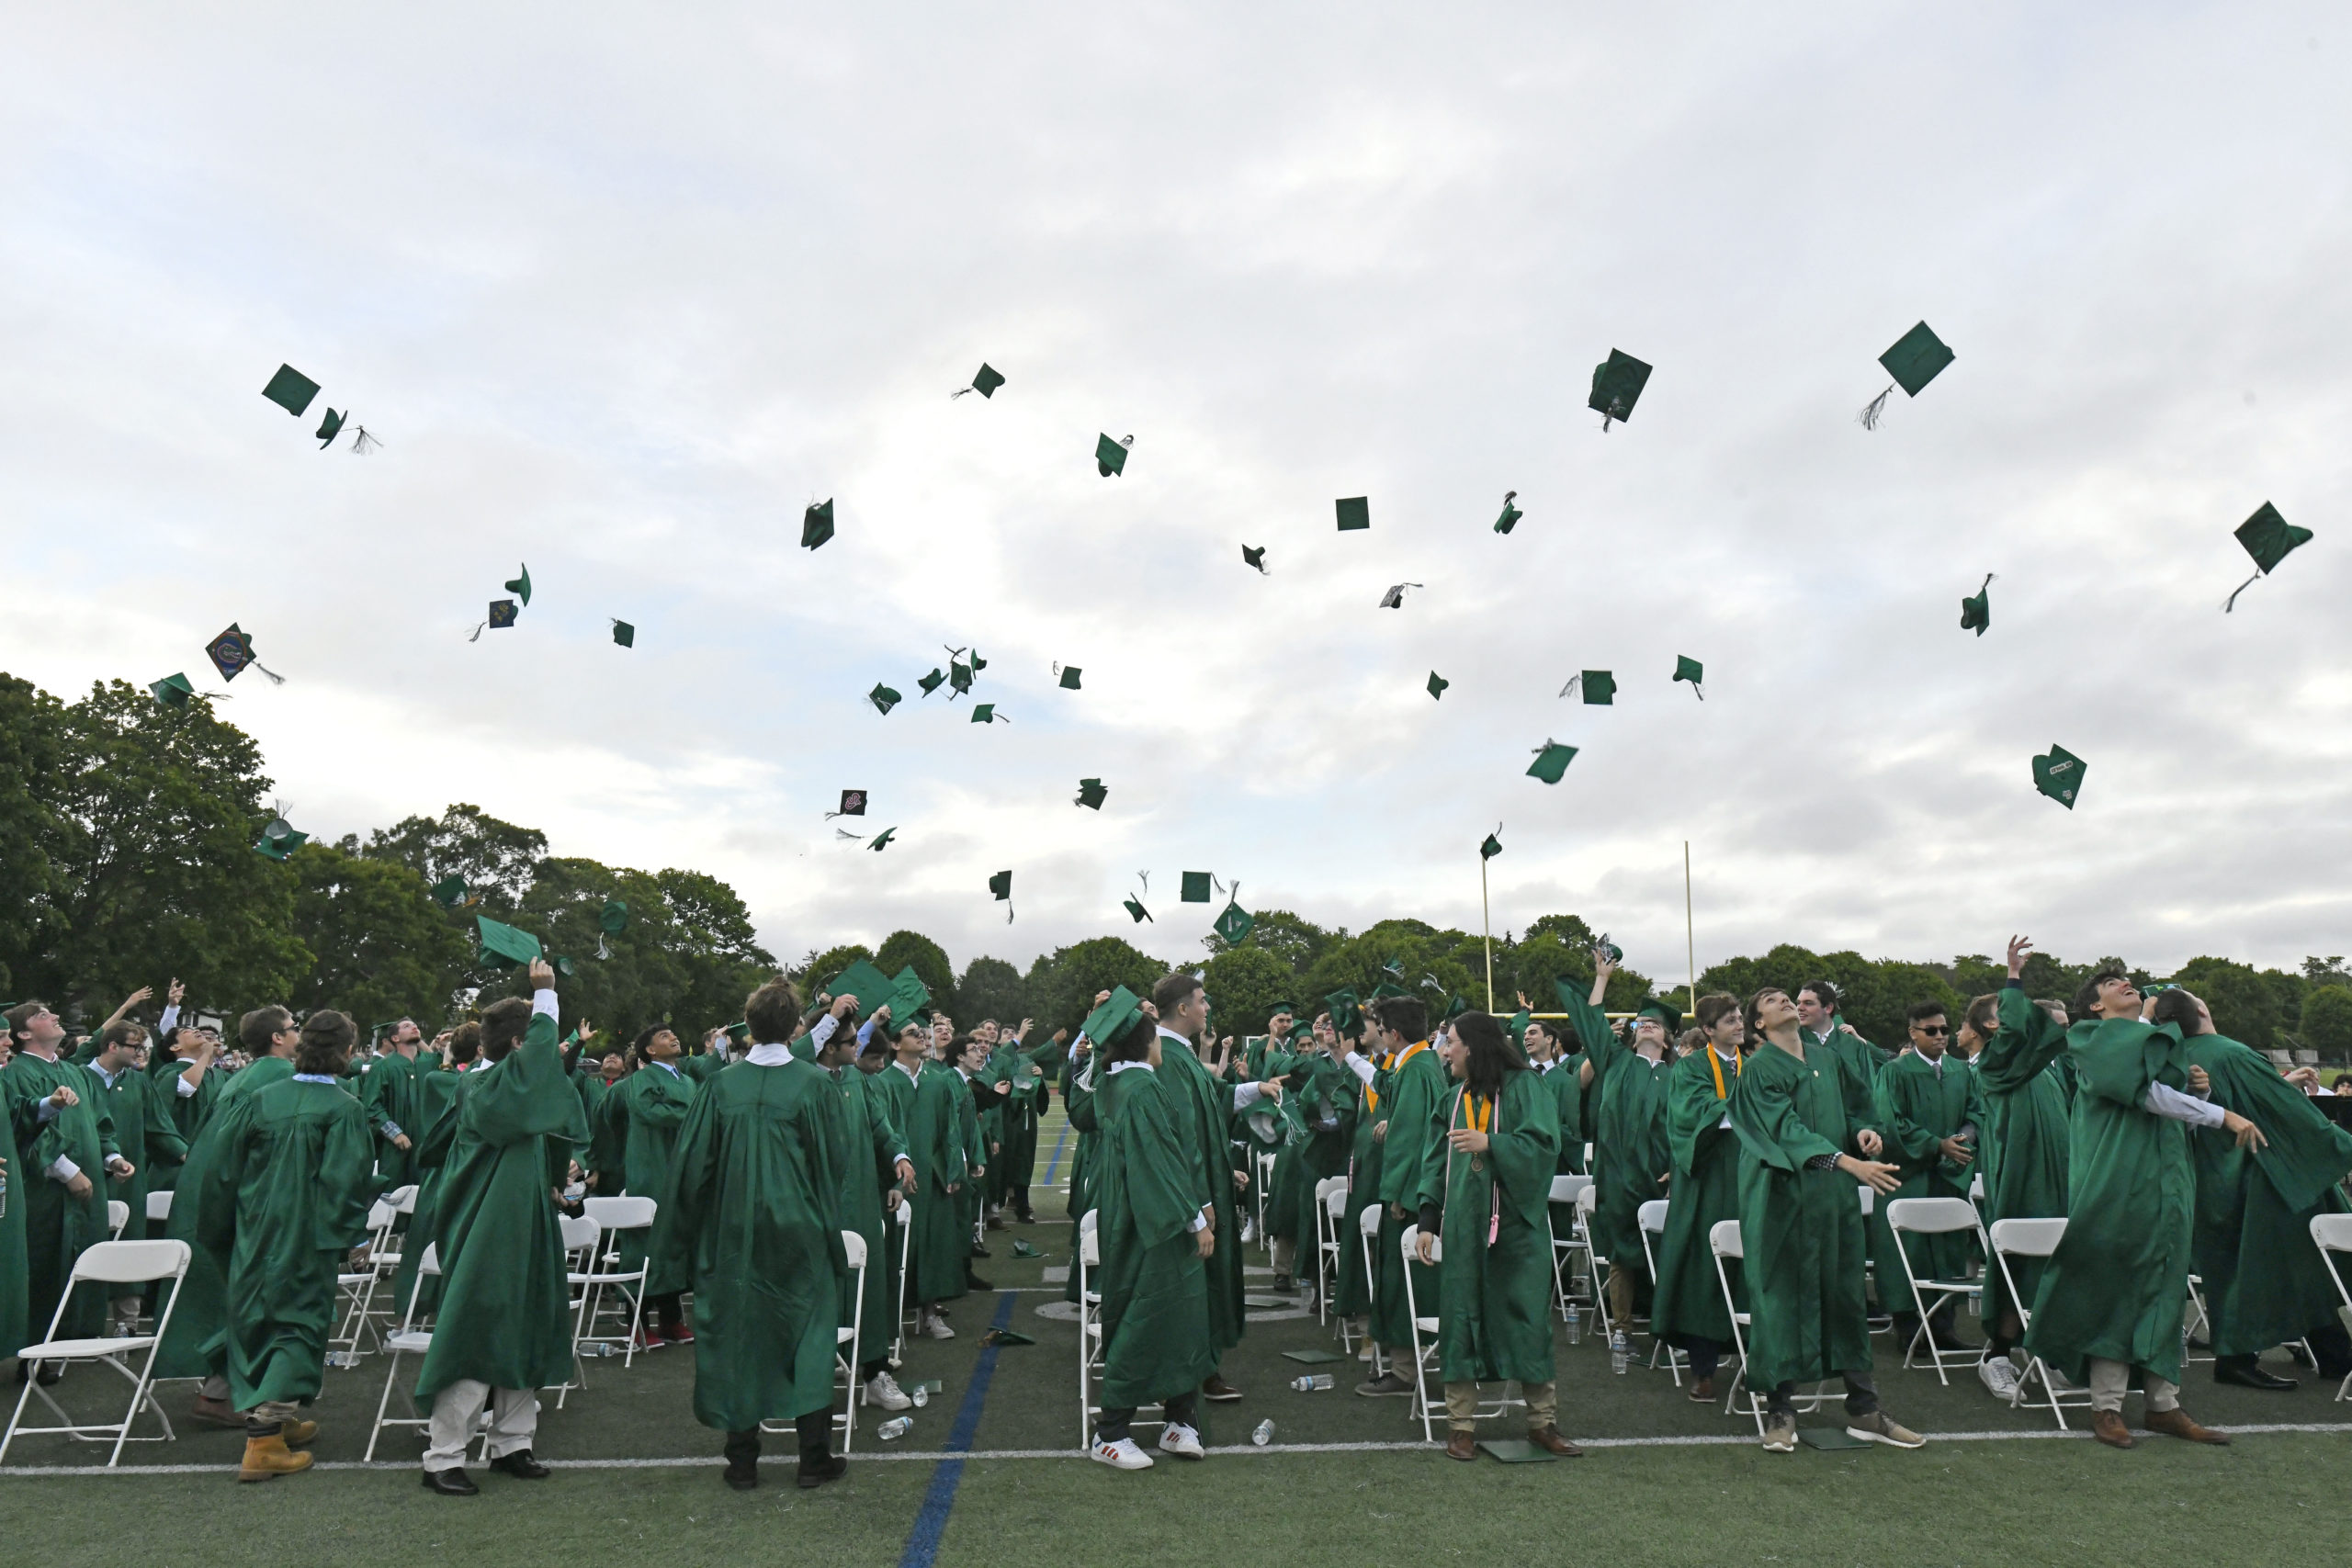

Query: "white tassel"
left=1858, top=384, right=1894, bottom=431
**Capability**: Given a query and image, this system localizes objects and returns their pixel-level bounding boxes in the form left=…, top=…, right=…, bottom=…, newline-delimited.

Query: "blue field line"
left=896, top=1291, right=1018, bottom=1568
left=1040, top=1121, right=1070, bottom=1185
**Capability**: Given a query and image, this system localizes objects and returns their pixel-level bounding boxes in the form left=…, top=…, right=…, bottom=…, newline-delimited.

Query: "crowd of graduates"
left=5, top=923, right=2351, bottom=1486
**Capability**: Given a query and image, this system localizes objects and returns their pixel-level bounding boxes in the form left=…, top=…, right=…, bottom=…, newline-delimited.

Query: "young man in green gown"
left=1874, top=1000, right=1987, bottom=1358
left=2020, top=965, right=2252, bottom=1450
left=415, top=959, right=587, bottom=1494
left=1651, top=994, right=1748, bottom=1402
left=195, top=1010, right=376, bottom=1481
left=144, top=1001, right=222, bottom=1205
left=1969, top=938, right=2076, bottom=1398
left=951, top=1033, right=1000, bottom=1287
left=360, top=1020, right=426, bottom=1195
left=800, top=998, right=919, bottom=1414
left=1560, top=954, right=1675, bottom=1335
left=876, top=1014, right=969, bottom=1340
left=1355, top=993, right=1446, bottom=1398
left=983, top=1017, right=1046, bottom=1223
left=393, top=1023, right=478, bottom=1323
left=600, top=1022, right=698, bottom=1346
left=80, top=1021, right=187, bottom=1331
left=5, top=1001, right=130, bottom=1375
left=1727, top=987, right=1922, bottom=1452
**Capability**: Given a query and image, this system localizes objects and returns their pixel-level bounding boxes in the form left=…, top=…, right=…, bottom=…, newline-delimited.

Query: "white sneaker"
left=1239, top=1219, right=1257, bottom=1245
left=866, top=1371, right=914, bottom=1411
left=1092, top=1437, right=1153, bottom=1470
left=1159, top=1422, right=1204, bottom=1459
left=1977, top=1354, right=2020, bottom=1400
left=2040, top=1360, right=2080, bottom=1393
left=921, top=1314, right=955, bottom=1340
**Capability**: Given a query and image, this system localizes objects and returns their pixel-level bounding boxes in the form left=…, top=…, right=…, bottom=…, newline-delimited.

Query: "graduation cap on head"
left=1527, top=739, right=1577, bottom=785
left=1634, top=998, right=1680, bottom=1029
left=2223, top=502, right=2312, bottom=612
left=1560, top=670, right=1615, bottom=704
left=1960, top=574, right=1994, bottom=636
left=1480, top=827, right=1503, bottom=861
left=953, top=363, right=1005, bottom=400
left=989, top=869, right=1013, bottom=922
left=1075, top=777, right=1108, bottom=810
left=917, top=668, right=946, bottom=697
left=1056, top=663, right=1082, bottom=690
left=261, top=364, right=321, bottom=417
left=252, top=815, right=309, bottom=862
left=1860, top=321, right=1955, bottom=429
left=827, top=789, right=868, bottom=819
left=474, top=915, right=543, bottom=971
left=1214, top=892, right=1253, bottom=946
left=611, top=619, right=635, bottom=648
left=869, top=682, right=902, bottom=715
left=1673, top=655, right=1704, bottom=699
left=1427, top=671, right=1448, bottom=701
left=1081, top=987, right=1146, bottom=1049
left=1335, top=496, right=1370, bottom=532
left=149, top=672, right=196, bottom=709
left=1494, top=491, right=1521, bottom=534
left=206, top=624, right=285, bottom=684
left=1241, top=544, right=1267, bottom=574
left=802, top=500, right=835, bottom=550
left=1124, top=871, right=1152, bottom=923
left=2031, top=744, right=2086, bottom=809
left=430, top=874, right=469, bottom=908
left=1378, top=582, right=1423, bottom=610
left=503, top=565, right=531, bottom=607
left=1096, top=433, right=1132, bottom=477
left=970, top=703, right=1004, bottom=723
left=1181, top=871, right=1213, bottom=903
left=1589, top=350, right=1652, bottom=430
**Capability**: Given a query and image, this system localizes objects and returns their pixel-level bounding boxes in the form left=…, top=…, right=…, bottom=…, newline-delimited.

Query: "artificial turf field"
left=6, top=1109, right=2349, bottom=1568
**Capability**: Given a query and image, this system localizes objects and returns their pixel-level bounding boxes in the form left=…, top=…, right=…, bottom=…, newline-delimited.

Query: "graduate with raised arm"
left=1873, top=999, right=1987, bottom=1358
left=1351, top=991, right=1446, bottom=1399
left=983, top=1017, right=1046, bottom=1223
left=1967, top=937, right=2076, bottom=1397
left=360, top=1019, right=426, bottom=1194
left=79, top=1021, right=187, bottom=1331
left=1058, top=1022, right=1098, bottom=1224
left=951, top=1033, right=1001, bottom=1286
left=1410, top=1010, right=1575, bottom=1459
left=1272, top=1017, right=1353, bottom=1302
left=600, top=1021, right=698, bottom=1346
left=1727, top=987, right=1923, bottom=1452
left=145, top=982, right=222, bottom=1198
left=414, top=959, right=590, bottom=1494
left=195, top=1010, right=376, bottom=1481
left=2150, top=987, right=2352, bottom=1392
left=2021, top=965, right=2252, bottom=1450
left=4, top=1001, right=125, bottom=1371
left=1560, top=950, right=1675, bottom=1334
left=1650, top=994, right=1749, bottom=1402
left=872, top=1012, right=968, bottom=1340
left=798, top=994, right=919, bottom=1416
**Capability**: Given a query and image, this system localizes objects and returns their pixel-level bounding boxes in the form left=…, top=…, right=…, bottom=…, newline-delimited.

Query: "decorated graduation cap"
left=1075, top=777, right=1108, bottom=810
left=1096, top=433, right=1132, bottom=477
left=827, top=957, right=898, bottom=1016
left=1057, top=664, right=1083, bottom=690
left=1377, top=582, right=1423, bottom=610
left=1561, top=670, right=1614, bottom=705
left=1673, top=655, right=1704, bottom=699
left=1860, top=321, right=1954, bottom=430
left=1124, top=871, right=1153, bottom=923
left=484, top=600, right=519, bottom=632
left=1960, top=574, right=1994, bottom=636
left=1080, top=986, right=1147, bottom=1050
left=1241, top=544, right=1267, bottom=574
left=503, top=565, right=532, bottom=607
left=827, top=789, right=868, bottom=818
left=917, top=668, right=946, bottom=697
left=1527, top=739, right=1577, bottom=785
left=149, top=672, right=196, bottom=709
left=251, top=814, right=309, bottom=861
left=430, top=874, right=469, bottom=908
left=474, top=914, right=543, bottom=970
left=1427, top=671, right=1448, bottom=700
left=1181, top=871, right=1213, bottom=903
left=953, top=363, right=1005, bottom=400
left=869, top=682, right=902, bottom=715
left=1214, top=890, right=1253, bottom=946
left=1493, top=491, right=1522, bottom=535
left=989, top=869, right=1013, bottom=922
left=1480, top=828, right=1503, bottom=861
left=802, top=500, right=835, bottom=550
left=2032, top=743, right=2086, bottom=809
left=206, top=623, right=285, bottom=684
left=970, top=703, right=1004, bottom=723
left=2223, top=502, right=2312, bottom=612
left=262, top=364, right=322, bottom=417
left=1589, top=349, right=1652, bottom=430
left=1335, top=496, right=1370, bottom=532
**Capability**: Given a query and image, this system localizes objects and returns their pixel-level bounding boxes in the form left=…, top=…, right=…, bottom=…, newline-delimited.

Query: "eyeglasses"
left=1915, top=1024, right=1950, bottom=1035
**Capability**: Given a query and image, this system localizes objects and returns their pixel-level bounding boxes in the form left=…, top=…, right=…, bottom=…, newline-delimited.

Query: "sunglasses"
left=1915, top=1023, right=1950, bottom=1035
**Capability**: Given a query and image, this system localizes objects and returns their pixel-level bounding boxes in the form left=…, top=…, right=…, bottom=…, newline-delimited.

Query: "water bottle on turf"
left=1289, top=1373, right=1335, bottom=1392
left=1610, top=1328, right=1629, bottom=1375
left=1251, top=1419, right=1273, bottom=1446
left=876, top=1417, right=912, bottom=1440
left=1565, top=1303, right=1582, bottom=1345
left=911, top=1385, right=929, bottom=1407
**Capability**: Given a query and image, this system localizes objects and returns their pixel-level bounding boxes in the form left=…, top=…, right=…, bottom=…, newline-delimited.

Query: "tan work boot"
left=239, top=1432, right=315, bottom=1482
left=281, top=1418, right=320, bottom=1448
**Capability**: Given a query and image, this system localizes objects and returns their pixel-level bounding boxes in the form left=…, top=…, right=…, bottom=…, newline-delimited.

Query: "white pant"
left=424, top=1379, right=538, bottom=1469
left=2086, top=1358, right=2179, bottom=1415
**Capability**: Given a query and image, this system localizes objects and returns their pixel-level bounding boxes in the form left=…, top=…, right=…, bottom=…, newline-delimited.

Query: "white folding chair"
left=2182, top=1274, right=2215, bottom=1364
left=365, top=1243, right=442, bottom=1461
left=1074, top=1210, right=1159, bottom=1447
left=1636, top=1199, right=1683, bottom=1382
left=1576, top=1185, right=1615, bottom=1340
left=890, top=1200, right=915, bottom=1364
left=1356, top=1201, right=1386, bottom=1367
left=578, top=1195, right=655, bottom=1362
left=1547, top=1174, right=1597, bottom=1321
left=1707, top=1220, right=1833, bottom=1435
left=1885, top=1196, right=1989, bottom=1383
left=329, top=1197, right=401, bottom=1365
left=2310, top=1213, right=2352, bottom=1402
left=1314, top=1178, right=1347, bottom=1333
left=0, top=1239, right=191, bottom=1466
left=836, top=1231, right=867, bottom=1450
left=1967, top=1169, right=1987, bottom=1228
left=1397, top=1226, right=1498, bottom=1442
left=145, top=1190, right=173, bottom=1228
left=552, top=1213, right=605, bottom=1408
left=1988, top=1217, right=2094, bottom=1428
left=1251, top=1150, right=1277, bottom=1254
left=107, top=1200, right=130, bottom=1240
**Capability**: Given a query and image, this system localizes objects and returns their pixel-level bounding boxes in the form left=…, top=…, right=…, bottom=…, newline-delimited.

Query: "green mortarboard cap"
left=1242, top=544, right=1267, bottom=573
left=1075, top=777, right=1108, bottom=810
left=1635, top=998, right=1679, bottom=1027
left=474, top=915, right=543, bottom=970
left=726, top=1021, right=752, bottom=1042
left=262, top=364, right=321, bottom=417
left=1080, top=986, right=1146, bottom=1048
left=2225, top=502, right=2312, bottom=610
left=1960, top=574, right=1993, bottom=636
left=205, top=624, right=262, bottom=683
left=949, top=660, right=974, bottom=696
left=1124, top=897, right=1151, bottom=923
left=868, top=827, right=897, bottom=851
left=969, top=364, right=1004, bottom=399
left=917, top=668, right=945, bottom=696
left=1879, top=321, right=1954, bottom=399
left=970, top=650, right=987, bottom=672
left=503, top=565, right=531, bottom=606
left=1480, top=831, right=1502, bottom=861
left=1058, top=666, right=1082, bottom=690
left=2032, top=744, right=2086, bottom=809
left=1589, top=350, right=1652, bottom=427
left=252, top=816, right=309, bottom=862
left=1494, top=491, right=1521, bottom=534
left=1325, top=988, right=1362, bottom=1032
left=1266, top=1000, right=1296, bottom=1019
left=315, top=408, right=345, bottom=448
left=828, top=958, right=896, bottom=1015
left=970, top=703, right=999, bottom=723
left=1427, top=671, right=1448, bottom=700
left=989, top=869, right=1012, bottom=900
left=1215, top=900, right=1254, bottom=945
left=599, top=898, right=629, bottom=934
left=1527, top=740, right=1577, bottom=785
left=1673, top=655, right=1704, bottom=697
left=611, top=619, right=635, bottom=648
left=1381, top=959, right=1406, bottom=978
left=1181, top=871, right=1213, bottom=903
left=1096, top=433, right=1130, bottom=477
left=802, top=500, right=835, bottom=550
left=1334, top=496, right=1370, bottom=532
left=431, top=874, right=468, bottom=908
left=487, top=599, right=518, bottom=630
left=150, top=672, right=195, bottom=709
left=869, top=682, right=902, bottom=714
left=1369, top=981, right=1409, bottom=1001
left=886, top=965, right=933, bottom=1019
left=1569, top=670, right=1615, bottom=705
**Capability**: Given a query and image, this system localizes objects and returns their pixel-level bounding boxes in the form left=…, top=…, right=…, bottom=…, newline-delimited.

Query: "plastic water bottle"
left=1250, top=1418, right=1273, bottom=1446
left=876, top=1416, right=913, bottom=1440
left=910, top=1384, right=929, bottom=1407
left=1610, top=1328, right=1629, bottom=1375
left=1564, top=1303, right=1582, bottom=1345
left=1289, top=1373, right=1335, bottom=1392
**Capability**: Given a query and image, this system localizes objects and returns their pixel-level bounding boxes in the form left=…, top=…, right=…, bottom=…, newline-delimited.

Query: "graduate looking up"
left=5, top=999, right=129, bottom=1376
left=880, top=1013, right=970, bottom=1340
left=603, top=1021, right=697, bottom=1348
left=1649, top=994, right=1749, bottom=1404
left=1969, top=939, right=2076, bottom=1401
left=1561, top=951, right=1675, bottom=1336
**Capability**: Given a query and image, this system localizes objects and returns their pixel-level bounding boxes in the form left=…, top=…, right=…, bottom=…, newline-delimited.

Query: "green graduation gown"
left=416, top=1010, right=588, bottom=1403
left=1277, top=1055, right=1354, bottom=1258
left=194, top=1074, right=376, bottom=1408
left=1561, top=995, right=1672, bottom=1294
left=1421, top=1072, right=1558, bottom=1385
left=1975, top=987, right=2075, bottom=1329
left=1336, top=1055, right=1387, bottom=1319
left=153, top=1055, right=296, bottom=1380
left=2021, top=1019, right=2199, bottom=1387
left=4, top=1050, right=119, bottom=1343
left=1544, top=1055, right=1587, bottom=1175
left=650, top=1055, right=849, bottom=1429
left=1157, top=1032, right=1248, bottom=1354
left=827, top=1058, right=907, bottom=1354
left=876, top=1059, right=968, bottom=1306
left=602, top=1060, right=696, bottom=1270
left=146, top=1050, right=220, bottom=1192
left=953, top=1066, right=989, bottom=1247
left=1872, top=1049, right=1987, bottom=1314
left=1652, top=1045, right=1747, bottom=1348
left=85, top=1060, right=187, bottom=1258
left=1094, top=1063, right=1217, bottom=1409
left=1372, top=1042, right=1448, bottom=1348
left=393, top=1063, right=472, bottom=1320
left=361, top=1049, right=424, bottom=1192
left=1728, top=1038, right=1880, bottom=1390
left=2185, top=1032, right=2352, bottom=1358
left=0, top=1081, right=28, bottom=1354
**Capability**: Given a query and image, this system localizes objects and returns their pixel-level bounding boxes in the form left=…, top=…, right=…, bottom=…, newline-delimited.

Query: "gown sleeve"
left=1728, top=1052, right=1842, bottom=1172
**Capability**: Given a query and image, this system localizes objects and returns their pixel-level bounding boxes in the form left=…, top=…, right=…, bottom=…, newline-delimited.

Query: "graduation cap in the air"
left=948, top=659, right=974, bottom=698
left=866, top=827, right=898, bottom=852
left=1043, top=661, right=1079, bottom=693
left=206, top=624, right=285, bottom=684
left=2032, top=744, right=2086, bottom=810
left=989, top=869, right=1013, bottom=923
left=474, top=915, right=543, bottom=970
left=1381, top=958, right=1407, bottom=980
left=1427, top=671, right=1449, bottom=700
left=1214, top=887, right=1253, bottom=945
left=868, top=682, right=902, bottom=715
left=827, top=958, right=897, bottom=1017
left=1494, top=491, right=1521, bottom=535
left=1589, top=350, right=1652, bottom=430
left=1236, top=545, right=1269, bottom=578
left=1561, top=671, right=1615, bottom=705
left=430, top=874, right=469, bottom=908
left=802, top=500, right=835, bottom=550
left=261, top=364, right=321, bottom=418
left=1480, top=827, right=1503, bottom=861
left=149, top=673, right=196, bottom=709
left=315, top=408, right=345, bottom=448
left=1860, top=321, right=1955, bottom=430
left=1527, top=739, right=1578, bottom=785
left=1075, top=777, right=1108, bottom=810
left=2223, top=502, right=2312, bottom=612
left=1182, top=871, right=1213, bottom=903
left=1096, top=434, right=1133, bottom=477
left=252, top=814, right=309, bottom=862
left=953, top=364, right=1005, bottom=400
left=597, top=898, right=629, bottom=958
left=1124, top=872, right=1153, bottom=924
left=610, top=619, right=635, bottom=648
left=1335, top=496, right=1370, bottom=532
left=475, top=600, right=518, bottom=638
left=1673, top=655, right=1704, bottom=699
left=548, top=954, right=579, bottom=979
left=1325, top=987, right=1362, bottom=1033
left=969, top=650, right=988, bottom=673
left=970, top=704, right=1003, bottom=723
left=917, top=668, right=946, bottom=697
left=503, top=565, right=532, bottom=607
left=1960, top=574, right=1994, bottom=636
left=1378, top=582, right=1423, bottom=610
left=827, top=789, right=868, bottom=819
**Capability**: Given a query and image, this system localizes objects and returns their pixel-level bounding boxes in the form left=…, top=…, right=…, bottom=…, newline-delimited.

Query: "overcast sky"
left=5, top=4, right=2348, bottom=987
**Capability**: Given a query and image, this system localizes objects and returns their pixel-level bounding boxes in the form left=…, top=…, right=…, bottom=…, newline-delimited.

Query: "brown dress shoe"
left=189, top=1395, right=244, bottom=1429
left=1202, top=1374, right=1243, bottom=1402
left=1444, top=1430, right=1478, bottom=1461
left=2144, top=1406, right=2230, bottom=1445
left=1526, top=1426, right=1582, bottom=1457
left=1686, top=1376, right=1717, bottom=1403
left=2089, top=1409, right=2137, bottom=1449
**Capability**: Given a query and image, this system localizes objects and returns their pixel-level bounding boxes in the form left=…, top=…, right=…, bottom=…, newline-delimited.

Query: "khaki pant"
left=1606, top=1266, right=1635, bottom=1328
left=2087, top=1358, right=2178, bottom=1415
left=425, top=1379, right=538, bottom=1469
left=1443, top=1380, right=1556, bottom=1435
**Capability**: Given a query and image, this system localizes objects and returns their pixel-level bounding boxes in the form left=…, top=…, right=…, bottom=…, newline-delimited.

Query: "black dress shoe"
left=966, top=1273, right=994, bottom=1292
left=489, top=1449, right=550, bottom=1478
left=2214, top=1359, right=2298, bottom=1391
left=797, top=1454, right=848, bottom=1489
left=971, top=1244, right=993, bottom=1258
left=724, top=1462, right=759, bottom=1492
left=422, top=1468, right=480, bottom=1495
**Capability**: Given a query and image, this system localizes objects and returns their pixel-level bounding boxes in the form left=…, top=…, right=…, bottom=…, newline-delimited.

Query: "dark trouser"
left=1768, top=1371, right=1877, bottom=1418
left=2309, top=1321, right=2352, bottom=1376
left=725, top=1412, right=831, bottom=1468
left=1012, top=1184, right=1031, bottom=1218
left=859, top=1357, right=888, bottom=1382
left=1673, top=1336, right=1723, bottom=1382
left=650, top=1292, right=684, bottom=1330
left=1098, top=1390, right=1196, bottom=1443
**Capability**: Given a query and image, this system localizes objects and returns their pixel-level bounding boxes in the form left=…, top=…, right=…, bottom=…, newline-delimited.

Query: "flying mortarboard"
left=802, top=500, right=835, bottom=550
left=2031, top=744, right=2086, bottom=809
left=828, top=789, right=868, bottom=818
left=970, top=703, right=1003, bottom=723
left=430, top=874, right=468, bottom=908
left=474, top=915, right=543, bottom=970
left=828, top=958, right=897, bottom=1016
left=989, top=869, right=1013, bottom=922
left=1182, top=871, right=1213, bottom=903
left=1369, top=981, right=1409, bottom=1001
left=149, top=673, right=196, bottom=709
left=549, top=955, right=577, bottom=979
left=869, top=682, right=902, bottom=715
left=1960, top=574, right=1994, bottom=636
left=486, top=599, right=518, bottom=631
left=867, top=827, right=898, bottom=851
left=1427, top=671, right=1448, bottom=700
left=205, top=624, right=285, bottom=684
left=917, top=668, right=946, bottom=697
left=2223, top=502, right=2312, bottom=612
left=315, top=408, right=345, bottom=449
left=949, top=659, right=974, bottom=697
left=1125, top=872, right=1152, bottom=923
left=1075, top=777, right=1108, bottom=810
left=1527, top=739, right=1577, bottom=785
left=598, top=898, right=630, bottom=960
left=1589, top=350, right=1652, bottom=430
left=1673, top=655, right=1704, bottom=699
left=1480, top=828, right=1503, bottom=861
left=1378, top=582, right=1423, bottom=609
left=252, top=815, right=309, bottom=861
left=1494, top=491, right=1521, bottom=535
left=953, top=364, right=1005, bottom=400
left=1560, top=670, right=1615, bottom=704
left=611, top=619, right=635, bottom=648
left=1057, top=664, right=1083, bottom=690
left=503, top=565, right=531, bottom=607
left=1335, top=496, right=1370, bottom=532
left=969, top=650, right=987, bottom=672
left=1096, top=434, right=1132, bottom=477
left=1214, top=889, right=1253, bottom=946
left=1325, top=988, right=1362, bottom=1032
left=261, top=365, right=321, bottom=417
left=1860, top=321, right=1954, bottom=429
left=1242, top=544, right=1267, bottom=574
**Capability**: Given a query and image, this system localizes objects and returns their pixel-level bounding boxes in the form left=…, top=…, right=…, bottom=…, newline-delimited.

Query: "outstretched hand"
left=2006, top=935, right=2033, bottom=980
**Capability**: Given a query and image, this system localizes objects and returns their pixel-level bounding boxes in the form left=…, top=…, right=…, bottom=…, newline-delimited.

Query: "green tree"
left=1299, top=920, right=1484, bottom=1021
left=1201, top=908, right=1338, bottom=976
left=1026, top=936, right=1165, bottom=1039
left=364, top=804, right=548, bottom=925
left=1499, top=926, right=1653, bottom=1017
left=2166, top=956, right=2279, bottom=1048
left=0, top=674, right=68, bottom=997
left=288, top=840, right=471, bottom=1028
left=875, top=930, right=956, bottom=1015
left=1201, top=945, right=1298, bottom=1036
left=2298, top=984, right=2352, bottom=1062
left=956, top=956, right=1027, bottom=1029
left=798, top=943, right=876, bottom=993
